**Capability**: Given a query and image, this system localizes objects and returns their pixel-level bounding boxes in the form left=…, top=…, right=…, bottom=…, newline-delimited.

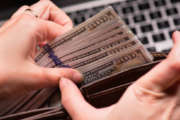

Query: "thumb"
left=59, top=77, right=96, bottom=120
left=135, top=31, right=180, bottom=93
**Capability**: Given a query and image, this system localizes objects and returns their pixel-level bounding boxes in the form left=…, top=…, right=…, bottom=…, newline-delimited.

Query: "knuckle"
left=59, top=68, right=75, bottom=78
left=170, top=61, right=180, bottom=71
left=67, top=19, right=73, bottom=27
left=40, top=0, right=53, bottom=6
left=20, top=5, right=29, bottom=10
left=166, top=56, right=180, bottom=72
left=18, top=14, right=40, bottom=30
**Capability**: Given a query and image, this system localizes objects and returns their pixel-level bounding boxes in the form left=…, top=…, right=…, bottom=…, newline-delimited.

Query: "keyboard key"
left=162, top=48, right=171, bottom=53
left=169, top=29, right=180, bottom=38
left=122, top=6, right=134, bottom=14
left=174, top=18, right=180, bottom=26
left=154, top=0, right=166, bottom=7
left=67, top=13, right=72, bottom=17
left=131, top=27, right=137, bottom=34
left=139, top=36, right=149, bottom=44
left=149, top=11, right=162, bottom=19
left=152, top=33, right=166, bottom=42
left=138, top=2, right=150, bottom=10
left=76, top=9, right=88, bottom=15
left=126, top=0, right=137, bottom=3
left=124, top=18, right=129, bottom=25
left=169, top=30, right=175, bottom=38
left=140, top=24, right=153, bottom=33
left=110, top=2, right=121, bottom=8
left=73, top=16, right=85, bottom=25
left=157, top=21, right=170, bottom=29
left=74, top=19, right=79, bottom=25
left=133, top=14, right=146, bottom=23
left=81, top=16, right=86, bottom=23
left=147, top=47, right=156, bottom=52
left=93, top=6, right=104, bottom=12
left=171, top=0, right=180, bottom=3
left=166, top=8, right=178, bottom=16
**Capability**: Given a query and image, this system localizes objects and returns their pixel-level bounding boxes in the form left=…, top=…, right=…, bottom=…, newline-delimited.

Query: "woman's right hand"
left=59, top=31, right=180, bottom=120
left=0, top=0, right=83, bottom=100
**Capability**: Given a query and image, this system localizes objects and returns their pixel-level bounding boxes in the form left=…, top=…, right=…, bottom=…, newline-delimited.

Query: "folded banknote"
left=35, top=7, right=153, bottom=85
left=33, top=7, right=153, bottom=107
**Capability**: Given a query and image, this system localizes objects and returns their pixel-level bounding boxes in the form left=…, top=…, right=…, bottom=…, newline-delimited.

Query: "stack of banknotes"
left=35, top=7, right=153, bottom=85
left=0, top=7, right=155, bottom=118
left=34, top=7, right=154, bottom=108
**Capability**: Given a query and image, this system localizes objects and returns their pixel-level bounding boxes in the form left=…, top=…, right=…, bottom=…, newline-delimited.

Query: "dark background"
left=0, top=0, right=90, bottom=19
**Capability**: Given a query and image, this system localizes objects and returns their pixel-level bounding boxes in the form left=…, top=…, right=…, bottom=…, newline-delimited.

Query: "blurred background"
left=0, top=0, right=84, bottom=20
left=0, top=0, right=180, bottom=52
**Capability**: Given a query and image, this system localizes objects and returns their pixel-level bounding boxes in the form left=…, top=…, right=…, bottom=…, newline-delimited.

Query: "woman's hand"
left=59, top=31, right=180, bottom=120
left=0, top=0, right=82, bottom=99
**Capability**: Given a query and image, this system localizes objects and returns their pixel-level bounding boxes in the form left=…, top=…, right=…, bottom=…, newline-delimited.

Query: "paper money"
left=82, top=47, right=151, bottom=84
left=0, top=7, right=155, bottom=116
left=33, top=7, right=153, bottom=107
left=35, top=7, right=120, bottom=64
left=35, top=7, right=153, bottom=84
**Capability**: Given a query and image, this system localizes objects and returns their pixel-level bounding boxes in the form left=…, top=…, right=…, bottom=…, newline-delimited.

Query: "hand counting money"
left=35, top=7, right=153, bottom=85
left=0, top=6, right=162, bottom=119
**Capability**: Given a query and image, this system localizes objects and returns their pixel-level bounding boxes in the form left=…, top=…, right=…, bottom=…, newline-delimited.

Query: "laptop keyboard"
left=66, top=0, right=180, bottom=52
left=0, top=0, right=179, bottom=52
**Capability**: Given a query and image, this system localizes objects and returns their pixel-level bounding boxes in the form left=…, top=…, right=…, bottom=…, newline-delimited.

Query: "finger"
left=31, top=0, right=73, bottom=28
left=23, top=63, right=83, bottom=91
left=11, top=5, right=30, bottom=19
left=4, top=13, right=68, bottom=54
left=172, top=31, right=180, bottom=44
left=11, top=13, right=68, bottom=44
left=59, top=77, right=96, bottom=120
left=135, top=31, right=180, bottom=93
left=38, top=20, right=69, bottom=42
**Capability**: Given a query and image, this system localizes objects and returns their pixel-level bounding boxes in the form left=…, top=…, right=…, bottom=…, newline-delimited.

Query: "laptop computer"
left=61, top=0, right=180, bottom=52
left=0, top=0, right=180, bottom=52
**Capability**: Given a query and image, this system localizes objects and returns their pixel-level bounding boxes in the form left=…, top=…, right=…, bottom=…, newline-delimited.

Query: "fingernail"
left=73, top=71, right=84, bottom=82
left=61, top=17, right=71, bottom=25
left=172, top=31, right=180, bottom=39
left=64, top=23, right=73, bottom=32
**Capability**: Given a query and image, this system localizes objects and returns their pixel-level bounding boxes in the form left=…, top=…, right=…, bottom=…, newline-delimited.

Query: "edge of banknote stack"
left=35, top=6, right=153, bottom=86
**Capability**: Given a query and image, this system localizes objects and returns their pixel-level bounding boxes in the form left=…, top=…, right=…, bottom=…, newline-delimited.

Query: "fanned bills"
left=0, top=6, right=154, bottom=117
left=34, top=7, right=153, bottom=107
left=35, top=7, right=153, bottom=85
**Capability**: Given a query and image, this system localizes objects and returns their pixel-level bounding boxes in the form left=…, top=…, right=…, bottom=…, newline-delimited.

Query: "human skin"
left=1, top=0, right=180, bottom=119
left=60, top=31, right=180, bottom=120
left=0, top=0, right=83, bottom=100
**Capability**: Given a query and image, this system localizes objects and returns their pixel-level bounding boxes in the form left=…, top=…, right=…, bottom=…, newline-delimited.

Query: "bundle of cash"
left=35, top=7, right=153, bottom=85
left=0, top=7, right=154, bottom=116
left=34, top=7, right=154, bottom=107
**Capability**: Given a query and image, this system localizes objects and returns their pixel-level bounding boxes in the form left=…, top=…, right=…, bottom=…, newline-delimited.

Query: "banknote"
left=46, top=30, right=134, bottom=67
left=36, top=19, right=124, bottom=67
left=33, top=7, right=153, bottom=107
left=35, top=7, right=120, bottom=63
left=35, top=6, right=152, bottom=80
left=0, top=7, right=155, bottom=115
left=81, top=47, right=152, bottom=84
